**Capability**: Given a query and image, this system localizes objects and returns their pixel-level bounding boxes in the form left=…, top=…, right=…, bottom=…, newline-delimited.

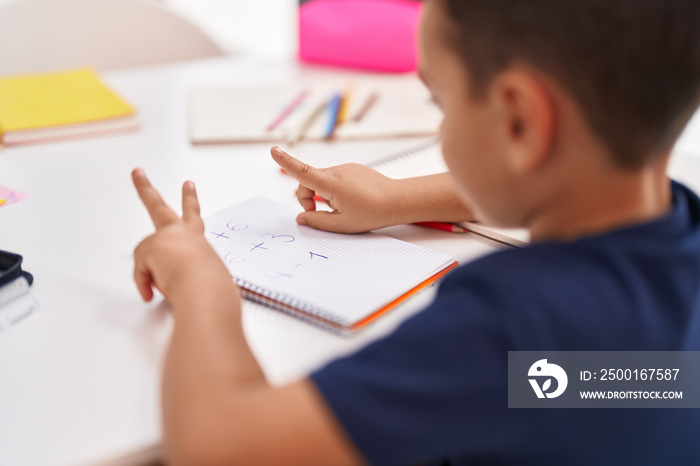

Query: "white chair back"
left=0, top=0, right=224, bottom=75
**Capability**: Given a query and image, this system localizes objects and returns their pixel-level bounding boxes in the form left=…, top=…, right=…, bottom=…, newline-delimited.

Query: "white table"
left=0, top=56, right=500, bottom=466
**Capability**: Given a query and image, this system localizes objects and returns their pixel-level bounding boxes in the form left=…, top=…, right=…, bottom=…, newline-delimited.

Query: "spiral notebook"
left=204, top=198, right=457, bottom=333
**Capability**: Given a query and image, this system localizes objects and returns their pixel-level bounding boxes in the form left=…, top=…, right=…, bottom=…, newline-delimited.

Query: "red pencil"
left=415, top=221, right=469, bottom=234
left=267, top=90, right=309, bottom=132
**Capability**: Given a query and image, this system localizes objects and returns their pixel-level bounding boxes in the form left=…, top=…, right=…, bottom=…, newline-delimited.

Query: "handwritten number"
left=224, top=253, right=246, bottom=264
left=227, top=221, right=249, bottom=231
left=216, top=221, right=325, bottom=278
left=263, top=234, right=295, bottom=242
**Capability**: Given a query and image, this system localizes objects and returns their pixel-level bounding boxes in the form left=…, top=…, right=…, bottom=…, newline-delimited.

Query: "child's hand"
left=132, top=168, right=232, bottom=303
left=271, top=146, right=401, bottom=233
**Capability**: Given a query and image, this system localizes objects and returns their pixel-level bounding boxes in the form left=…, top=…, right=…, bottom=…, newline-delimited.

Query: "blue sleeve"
left=310, top=268, right=536, bottom=465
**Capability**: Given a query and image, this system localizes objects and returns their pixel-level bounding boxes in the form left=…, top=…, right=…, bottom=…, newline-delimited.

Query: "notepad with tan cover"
left=189, top=77, right=441, bottom=144
left=0, top=68, right=138, bottom=146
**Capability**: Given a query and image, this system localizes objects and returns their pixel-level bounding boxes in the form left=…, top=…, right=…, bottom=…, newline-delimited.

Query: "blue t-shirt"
left=311, top=181, right=700, bottom=466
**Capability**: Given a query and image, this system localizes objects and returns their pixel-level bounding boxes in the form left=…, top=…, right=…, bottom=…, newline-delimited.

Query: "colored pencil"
left=324, top=93, right=343, bottom=139
left=288, top=99, right=327, bottom=146
left=337, top=83, right=354, bottom=124
left=415, top=221, right=469, bottom=234
left=267, top=89, right=309, bottom=132
left=352, top=92, right=379, bottom=122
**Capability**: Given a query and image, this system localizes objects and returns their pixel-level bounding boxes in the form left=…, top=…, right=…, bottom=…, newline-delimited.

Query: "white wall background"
left=0, top=0, right=299, bottom=58
left=161, top=0, right=299, bottom=57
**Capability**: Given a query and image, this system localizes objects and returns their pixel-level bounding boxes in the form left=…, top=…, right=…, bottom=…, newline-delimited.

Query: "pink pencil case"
left=298, top=0, right=421, bottom=73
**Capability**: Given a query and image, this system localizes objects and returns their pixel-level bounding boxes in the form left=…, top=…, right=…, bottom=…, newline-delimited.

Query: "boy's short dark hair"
left=438, top=0, right=700, bottom=169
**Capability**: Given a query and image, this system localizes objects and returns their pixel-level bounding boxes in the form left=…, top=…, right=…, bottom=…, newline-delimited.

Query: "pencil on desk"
left=416, top=221, right=525, bottom=247
left=324, top=93, right=343, bottom=139
left=352, top=92, right=379, bottom=122
left=415, top=222, right=469, bottom=234
left=337, top=83, right=354, bottom=124
left=267, top=89, right=309, bottom=132
left=288, top=98, right=327, bottom=146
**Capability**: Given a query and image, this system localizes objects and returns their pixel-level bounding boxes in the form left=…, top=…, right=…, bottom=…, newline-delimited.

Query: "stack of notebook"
left=0, top=68, right=138, bottom=146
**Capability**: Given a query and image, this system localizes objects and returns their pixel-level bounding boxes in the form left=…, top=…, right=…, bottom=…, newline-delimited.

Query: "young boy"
left=132, top=0, right=700, bottom=464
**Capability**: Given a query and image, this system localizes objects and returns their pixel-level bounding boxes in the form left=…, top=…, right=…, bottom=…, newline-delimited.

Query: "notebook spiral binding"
left=366, top=137, right=440, bottom=169
left=234, top=277, right=351, bottom=335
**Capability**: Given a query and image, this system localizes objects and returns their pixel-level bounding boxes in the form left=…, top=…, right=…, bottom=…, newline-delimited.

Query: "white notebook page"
left=204, top=198, right=455, bottom=327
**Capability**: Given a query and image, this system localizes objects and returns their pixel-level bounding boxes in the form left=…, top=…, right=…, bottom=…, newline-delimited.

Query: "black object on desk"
left=0, top=250, right=33, bottom=287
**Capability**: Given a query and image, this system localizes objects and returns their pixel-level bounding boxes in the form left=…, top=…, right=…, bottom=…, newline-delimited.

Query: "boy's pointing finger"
left=271, top=146, right=332, bottom=194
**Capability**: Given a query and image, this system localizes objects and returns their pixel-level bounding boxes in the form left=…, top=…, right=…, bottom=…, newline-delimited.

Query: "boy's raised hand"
left=271, top=146, right=400, bottom=233
left=132, top=168, right=232, bottom=304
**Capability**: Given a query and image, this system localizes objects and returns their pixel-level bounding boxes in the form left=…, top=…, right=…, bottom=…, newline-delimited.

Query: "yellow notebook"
left=0, top=68, right=138, bottom=146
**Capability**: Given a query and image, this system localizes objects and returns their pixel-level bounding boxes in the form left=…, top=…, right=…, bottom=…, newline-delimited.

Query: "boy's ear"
left=490, top=68, right=555, bottom=175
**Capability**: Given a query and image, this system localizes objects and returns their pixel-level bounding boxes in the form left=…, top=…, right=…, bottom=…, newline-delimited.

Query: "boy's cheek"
left=441, top=117, right=478, bottom=172
left=441, top=135, right=481, bottom=199
left=441, top=123, right=506, bottom=223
